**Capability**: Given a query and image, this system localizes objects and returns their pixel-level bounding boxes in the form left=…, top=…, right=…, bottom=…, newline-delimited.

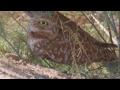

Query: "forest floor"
left=0, top=54, right=75, bottom=79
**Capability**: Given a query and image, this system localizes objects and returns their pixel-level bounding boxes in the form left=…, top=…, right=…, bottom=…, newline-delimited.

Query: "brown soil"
left=0, top=55, right=74, bottom=79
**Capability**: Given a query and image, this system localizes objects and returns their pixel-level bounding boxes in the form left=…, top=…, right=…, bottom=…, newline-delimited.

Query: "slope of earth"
left=0, top=55, right=75, bottom=79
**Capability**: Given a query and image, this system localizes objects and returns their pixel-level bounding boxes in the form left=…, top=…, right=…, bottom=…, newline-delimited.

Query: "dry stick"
left=106, top=12, right=120, bottom=67
left=0, top=12, right=25, bottom=61
left=89, top=12, right=117, bottom=45
left=43, top=59, right=53, bottom=68
left=67, top=26, right=92, bottom=77
left=82, top=11, right=106, bottom=43
left=5, top=12, right=28, bottom=60
left=0, top=33, right=21, bottom=59
left=91, top=14, right=117, bottom=53
left=103, top=12, right=118, bottom=38
left=57, top=12, right=96, bottom=63
left=107, top=22, right=115, bottom=47
left=56, top=13, right=90, bottom=77
left=110, top=12, right=117, bottom=32
left=118, top=11, right=120, bottom=59
left=103, top=12, right=120, bottom=60
left=7, top=12, right=27, bottom=32
left=116, top=17, right=120, bottom=71
left=119, top=12, right=120, bottom=38
left=107, top=21, right=116, bottom=54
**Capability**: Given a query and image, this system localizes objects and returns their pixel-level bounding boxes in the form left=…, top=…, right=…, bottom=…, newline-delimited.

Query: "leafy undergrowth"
left=0, top=11, right=119, bottom=79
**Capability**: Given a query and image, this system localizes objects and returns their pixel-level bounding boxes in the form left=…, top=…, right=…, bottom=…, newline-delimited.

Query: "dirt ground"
left=0, top=55, right=74, bottom=79
left=0, top=53, right=120, bottom=79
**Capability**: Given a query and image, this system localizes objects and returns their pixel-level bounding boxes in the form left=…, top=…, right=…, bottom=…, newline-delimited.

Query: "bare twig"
left=89, top=11, right=117, bottom=44
left=110, top=12, right=117, bottom=32
left=107, top=21, right=116, bottom=54
left=107, top=21, right=114, bottom=44
left=104, top=13, right=119, bottom=41
left=118, top=11, right=120, bottom=37
left=7, top=12, right=27, bottom=32
left=103, top=11, right=118, bottom=37
left=0, top=33, right=22, bottom=59
left=118, top=13, right=120, bottom=59
left=43, top=59, right=53, bottom=68
left=103, top=11, right=120, bottom=59
left=82, top=11, right=106, bottom=43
